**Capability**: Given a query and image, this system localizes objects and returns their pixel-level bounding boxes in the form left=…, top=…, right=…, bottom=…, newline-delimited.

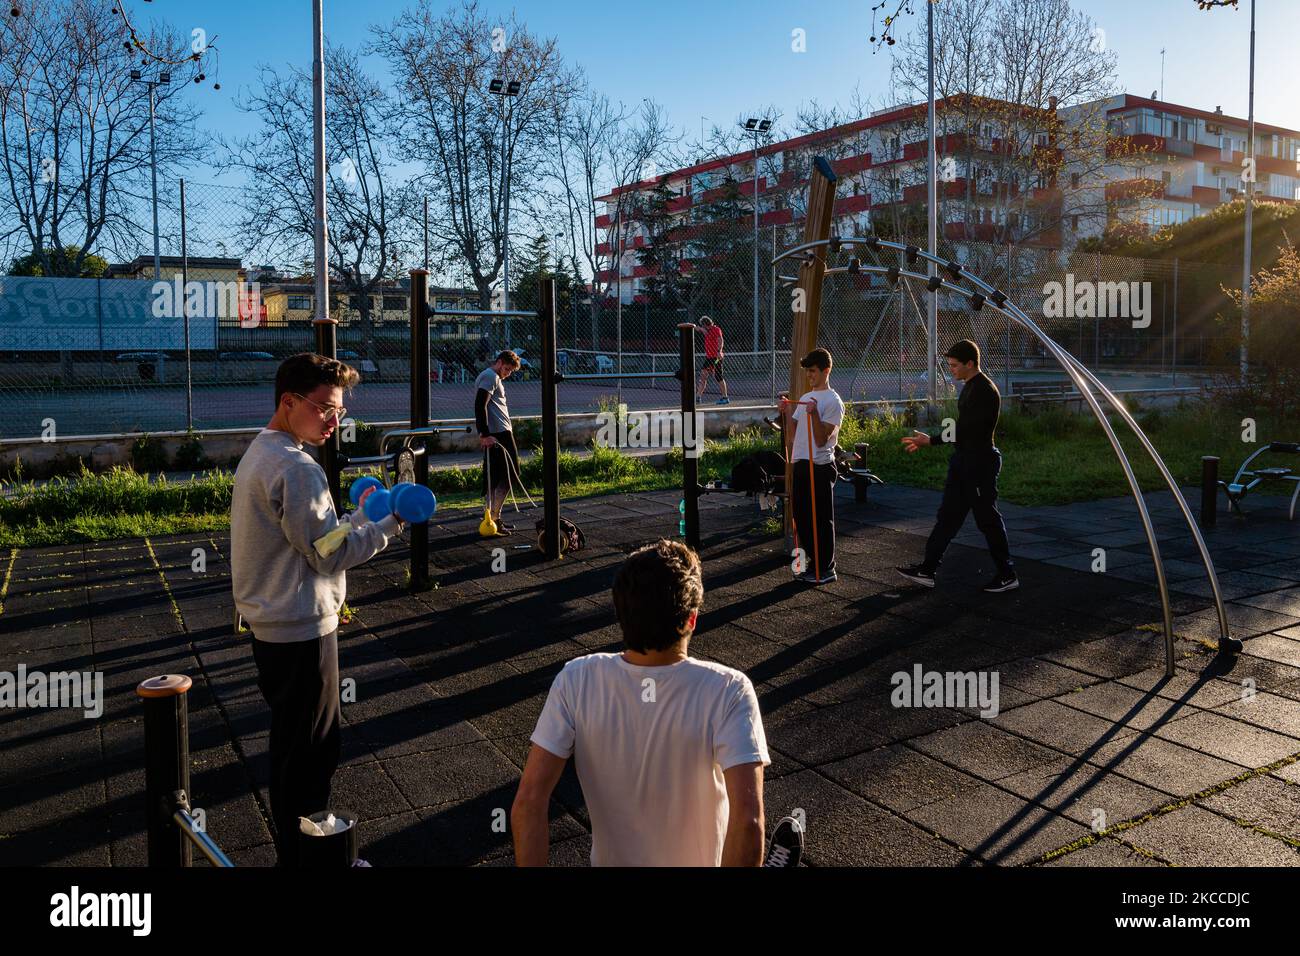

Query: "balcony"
left=595, top=213, right=612, bottom=229
left=1105, top=178, right=1164, bottom=201
left=902, top=178, right=972, bottom=203
left=943, top=221, right=1001, bottom=242
left=1193, top=143, right=1222, bottom=164
left=1107, top=133, right=1165, bottom=158
left=833, top=194, right=871, bottom=215
left=666, top=193, right=692, bottom=213
left=1191, top=184, right=1223, bottom=206
left=759, top=208, right=794, bottom=227
left=836, top=153, right=872, bottom=176
left=1258, top=154, right=1300, bottom=176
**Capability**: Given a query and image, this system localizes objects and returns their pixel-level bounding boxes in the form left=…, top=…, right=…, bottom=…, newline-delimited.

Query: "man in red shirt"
left=693, top=316, right=729, bottom=405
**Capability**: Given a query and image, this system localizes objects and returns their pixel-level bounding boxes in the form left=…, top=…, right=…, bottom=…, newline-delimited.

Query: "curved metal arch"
left=772, top=236, right=1237, bottom=674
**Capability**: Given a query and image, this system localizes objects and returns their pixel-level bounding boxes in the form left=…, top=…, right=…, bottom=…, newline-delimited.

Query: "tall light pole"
left=130, top=69, right=170, bottom=280
left=1240, top=0, right=1256, bottom=382
left=310, top=0, right=340, bottom=506
left=489, top=78, right=520, bottom=344
left=742, top=118, right=772, bottom=368
left=926, top=0, right=939, bottom=407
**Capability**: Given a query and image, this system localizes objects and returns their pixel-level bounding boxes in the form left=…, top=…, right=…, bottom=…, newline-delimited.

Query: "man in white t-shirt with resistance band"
left=780, top=347, right=845, bottom=585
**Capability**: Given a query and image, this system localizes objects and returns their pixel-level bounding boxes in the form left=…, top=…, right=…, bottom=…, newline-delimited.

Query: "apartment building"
left=1061, top=94, right=1300, bottom=239
left=596, top=94, right=1300, bottom=302
left=594, top=96, right=1062, bottom=303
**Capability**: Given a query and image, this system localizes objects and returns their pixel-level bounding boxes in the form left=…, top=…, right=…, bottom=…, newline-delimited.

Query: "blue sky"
left=154, top=0, right=1297, bottom=187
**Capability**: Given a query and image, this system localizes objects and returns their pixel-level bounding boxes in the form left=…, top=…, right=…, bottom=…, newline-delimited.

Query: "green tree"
left=635, top=177, right=690, bottom=309
left=8, top=246, right=108, bottom=277
left=683, top=176, right=755, bottom=331
left=512, top=232, right=577, bottom=352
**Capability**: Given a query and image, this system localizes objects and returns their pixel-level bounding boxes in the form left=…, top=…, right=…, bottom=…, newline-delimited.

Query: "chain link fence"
left=2, top=178, right=1238, bottom=442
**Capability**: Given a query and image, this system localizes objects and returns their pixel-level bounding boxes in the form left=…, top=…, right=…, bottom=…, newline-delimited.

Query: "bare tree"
left=219, top=46, right=409, bottom=360
left=374, top=0, right=577, bottom=322
left=888, top=0, right=1138, bottom=257
left=0, top=0, right=200, bottom=275
left=546, top=88, right=675, bottom=346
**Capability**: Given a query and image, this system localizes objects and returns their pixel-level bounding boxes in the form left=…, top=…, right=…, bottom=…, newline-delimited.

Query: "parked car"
left=338, top=349, right=381, bottom=381
left=218, top=351, right=276, bottom=361
left=115, top=351, right=167, bottom=381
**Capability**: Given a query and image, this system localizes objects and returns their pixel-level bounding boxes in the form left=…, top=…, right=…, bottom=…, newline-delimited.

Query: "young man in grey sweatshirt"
left=231, top=352, right=404, bottom=865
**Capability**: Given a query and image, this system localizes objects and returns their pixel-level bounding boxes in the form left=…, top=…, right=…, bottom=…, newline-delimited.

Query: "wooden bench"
left=1012, top=380, right=1081, bottom=409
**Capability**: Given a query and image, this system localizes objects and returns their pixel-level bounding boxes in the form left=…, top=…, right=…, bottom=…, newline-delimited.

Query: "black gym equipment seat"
left=1219, top=441, right=1300, bottom=519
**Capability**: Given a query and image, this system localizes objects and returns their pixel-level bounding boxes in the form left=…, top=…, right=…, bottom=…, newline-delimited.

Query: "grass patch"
left=3, top=400, right=1297, bottom=547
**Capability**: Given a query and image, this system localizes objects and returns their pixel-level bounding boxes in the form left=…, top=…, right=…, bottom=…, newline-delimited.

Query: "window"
left=1071, top=214, right=1080, bottom=232
left=1071, top=173, right=1081, bottom=189
left=383, top=296, right=405, bottom=311
left=287, top=295, right=311, bottom=311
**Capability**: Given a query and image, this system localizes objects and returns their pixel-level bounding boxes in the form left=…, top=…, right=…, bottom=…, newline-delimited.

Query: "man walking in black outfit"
left=897, top=340, right=1018, bottom=593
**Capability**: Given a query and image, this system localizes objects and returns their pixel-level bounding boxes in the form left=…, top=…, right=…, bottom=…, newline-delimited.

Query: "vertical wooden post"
left=784, top=156, right=838, bottom=541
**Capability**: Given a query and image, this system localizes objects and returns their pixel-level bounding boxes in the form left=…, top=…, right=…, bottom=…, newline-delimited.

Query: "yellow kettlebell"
left=479, top=508, right=498, bottom=537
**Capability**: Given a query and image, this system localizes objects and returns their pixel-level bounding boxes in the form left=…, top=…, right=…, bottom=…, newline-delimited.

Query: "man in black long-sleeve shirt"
left=897, top=340, right=1017, bottom=593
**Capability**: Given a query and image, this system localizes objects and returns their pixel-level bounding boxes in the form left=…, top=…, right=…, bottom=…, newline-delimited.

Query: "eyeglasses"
left=292, top=393, right=347, bottom=421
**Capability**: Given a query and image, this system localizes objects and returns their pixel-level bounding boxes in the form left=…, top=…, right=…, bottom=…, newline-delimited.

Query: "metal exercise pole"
left=409, top=269, right=431, bottom=590
left=540, top=277, right=562, bottom=561
left=1201, top=456, right=1219, bottom=529
left=679, top=323, right=700, bottom=550
left=180, top=178, right=193, bottom=432
left=137, top=675, right=193, bottom=867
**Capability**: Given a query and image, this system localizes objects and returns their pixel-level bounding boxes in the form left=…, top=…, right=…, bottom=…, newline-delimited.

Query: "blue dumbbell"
left=364, top=483, right=437, bottom=523
left=349, top=475, right=384, bottom=507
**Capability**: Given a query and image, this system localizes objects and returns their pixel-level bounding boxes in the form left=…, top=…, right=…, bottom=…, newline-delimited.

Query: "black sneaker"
left=814, top=570, right=838, bottom=585
left=763, top=816, right=804, bottom=868
left=983, top=571, right=1019, bottom=593
left=897, top=565, right=936, bottom=588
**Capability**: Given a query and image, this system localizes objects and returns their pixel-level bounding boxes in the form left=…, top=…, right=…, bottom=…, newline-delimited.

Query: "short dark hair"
left=274, top=353, right=359, bottom=410
left=495, top=350, right=521, bottom=369
left=612, top=539, right=704, bottom=653
left=944, top=340, right=980, bottom=366
left=800, top=348, right=833, bottom=370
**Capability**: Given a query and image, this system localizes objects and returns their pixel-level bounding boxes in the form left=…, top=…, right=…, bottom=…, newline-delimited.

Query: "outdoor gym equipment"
left=1218, top=442, right=1300, bottom=519
left=771, top=179, right=1242, bottom=673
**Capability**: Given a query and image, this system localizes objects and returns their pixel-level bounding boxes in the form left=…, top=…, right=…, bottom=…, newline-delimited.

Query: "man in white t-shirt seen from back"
left=780, top=347, right=845, bottom=586
left=511, top=539, right=805, bottom=867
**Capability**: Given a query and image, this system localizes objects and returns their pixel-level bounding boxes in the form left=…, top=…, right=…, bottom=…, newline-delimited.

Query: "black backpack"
left=729, top=450, right=786, bottom=496
left=535, top=516, right=585, bottom=554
